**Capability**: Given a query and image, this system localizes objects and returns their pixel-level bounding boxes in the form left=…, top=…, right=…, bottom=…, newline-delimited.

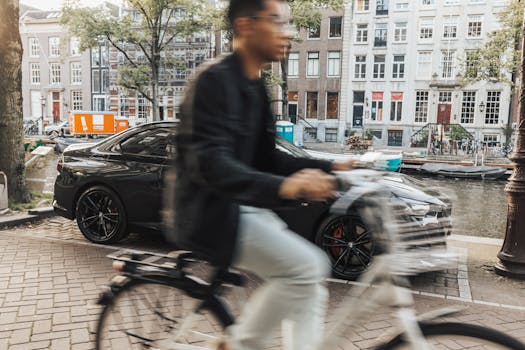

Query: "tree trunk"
left=151, top=57, right=160, bottom=122
left=0, top=0, right=29, bottom=203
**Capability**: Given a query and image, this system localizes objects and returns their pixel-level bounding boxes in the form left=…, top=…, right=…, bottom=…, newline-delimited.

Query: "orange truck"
left=69, top=111, right=129, bottom=136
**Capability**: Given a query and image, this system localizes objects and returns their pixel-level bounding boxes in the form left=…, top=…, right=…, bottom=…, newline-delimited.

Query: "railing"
left=296, top=116, right=322, bottom=142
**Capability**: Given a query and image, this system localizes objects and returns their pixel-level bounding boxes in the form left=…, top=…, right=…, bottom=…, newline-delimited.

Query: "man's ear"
left=233, top=17, right=253, bottom=38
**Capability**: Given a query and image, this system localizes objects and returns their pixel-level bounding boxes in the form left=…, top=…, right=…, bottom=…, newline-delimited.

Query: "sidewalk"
left=0, top=220, right=524, bottom=349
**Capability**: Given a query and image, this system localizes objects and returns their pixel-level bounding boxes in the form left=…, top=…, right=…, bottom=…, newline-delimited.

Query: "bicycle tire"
left=96, top=277, right=225, bottom=350
left=377, top=322, right=525, bottom=350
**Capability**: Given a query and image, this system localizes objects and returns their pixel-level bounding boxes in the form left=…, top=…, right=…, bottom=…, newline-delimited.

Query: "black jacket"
left=173, top=53, right=332, bottom=267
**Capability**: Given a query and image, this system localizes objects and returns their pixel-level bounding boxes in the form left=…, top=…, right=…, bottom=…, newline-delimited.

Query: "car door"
left=112, top=126, right=174, bottom=230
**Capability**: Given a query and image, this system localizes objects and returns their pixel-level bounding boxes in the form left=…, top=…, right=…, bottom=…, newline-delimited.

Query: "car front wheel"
left=315, top=214, right=376, bottom=280
left=75, top=186, right=128, bottom=243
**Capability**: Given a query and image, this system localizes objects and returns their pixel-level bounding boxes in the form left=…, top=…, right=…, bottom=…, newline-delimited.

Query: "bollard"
left=0, top=172, right=8, bottom=211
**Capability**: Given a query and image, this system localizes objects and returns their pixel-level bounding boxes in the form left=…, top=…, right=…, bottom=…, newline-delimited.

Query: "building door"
left=437, top=103, right=451, bottom=132
left=288, top=104, right=297, bottom=123
left=52, top=92, right=60, bottom=123
left=353, top=105, right=363, bottom=127
left=387, top=130, right=403, bottom=147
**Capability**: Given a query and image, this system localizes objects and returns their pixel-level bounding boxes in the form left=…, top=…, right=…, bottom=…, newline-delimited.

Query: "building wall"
left=343, top=0, right=511, bottom=148
left=20, top=12, right=91, bottom=123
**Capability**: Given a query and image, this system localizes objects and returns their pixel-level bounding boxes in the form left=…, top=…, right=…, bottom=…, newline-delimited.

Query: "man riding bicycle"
left=173, top=1, right=353, bottom=349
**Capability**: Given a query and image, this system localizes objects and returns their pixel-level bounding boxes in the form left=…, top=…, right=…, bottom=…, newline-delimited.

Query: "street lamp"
left=479, top=101, right=485, bottom=113
left=39, top=96, right=46, bottom=135
left=495, top=11, right=525, bottom=278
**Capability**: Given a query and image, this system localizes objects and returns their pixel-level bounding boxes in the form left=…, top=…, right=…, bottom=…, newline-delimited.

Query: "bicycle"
left=95, top=171, right=525, bottom=350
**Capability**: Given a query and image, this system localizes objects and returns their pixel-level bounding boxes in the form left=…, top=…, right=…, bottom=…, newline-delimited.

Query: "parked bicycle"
left=95, top=170, right=525, bottom=350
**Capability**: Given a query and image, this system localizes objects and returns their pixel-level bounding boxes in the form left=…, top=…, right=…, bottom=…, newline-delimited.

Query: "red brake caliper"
left=331, top=226, right=344, bottom=257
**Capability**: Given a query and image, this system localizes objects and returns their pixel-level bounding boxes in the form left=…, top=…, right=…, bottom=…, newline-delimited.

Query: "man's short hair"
left=227, top=0, right=269, bottom=32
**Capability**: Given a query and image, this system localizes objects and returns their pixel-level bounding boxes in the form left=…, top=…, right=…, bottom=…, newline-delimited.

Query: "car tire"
left=75, top=186, right=129, bottom=244
left=315, top=213, right=376, bottom=280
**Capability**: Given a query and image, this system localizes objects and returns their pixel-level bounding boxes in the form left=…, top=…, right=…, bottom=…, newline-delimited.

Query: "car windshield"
left=275, top=137, right=311, bottom=158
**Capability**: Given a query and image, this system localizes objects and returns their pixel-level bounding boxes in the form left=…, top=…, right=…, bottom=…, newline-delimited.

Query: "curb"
left=0, top=206, right=55, bottom=229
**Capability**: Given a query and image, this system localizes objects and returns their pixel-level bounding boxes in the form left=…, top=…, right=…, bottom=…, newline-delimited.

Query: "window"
left=415, top=91, right=429, bottom=123
left=327, top=51, right=341, bottom=77
left=354, top=55, right=367, bottom=79
left=30, top=63, right=40, bottom=85
left=308, top=26, right=320, bottom=39
left=470, top=0, right=485, bottom=3
left=374, top=23, right=388, bottom=47
left=441, top=50, right=455, bottom=79
left=93, top=96, right=106, bottom=112
left=373, top=55, right=386, bottom=79
left=50, top=63, right=61, bottom=84
left=92, top=71, right=100, bottom=92
left=388, top=130, right=403, bottom=147
left=376, top=0, right=389, bottom=15
left=461, top=91, right=476, bottom=124
left=101, top=70, right=109, bottom=93
left=307, top=52, right=319, bottom=77
left=119, top=94, right=129, bottom=117
left=325, top=128, right=338, bottom=142
left=443, top=16, right=458, bottom=39
left=306, top=92, right=318, bottom=118
left=483, top=134, right=499, bottom=147
left=357, top=0, right=370, bottom=11
left=49, top=37, right=60, bottom=57
left=419, top=18, right=434, bottom=40
left=288, top=53, right=299, bottom=77
left=439, top=91, right=452, bottom=103
left=356, top=24, right=368, bottom=43
left=71, top=91, right=82, bottom=110
left=70, top=62, right=82, bottom=85
left=29, top=38, right=40, bottom=57
left=137, top=94, right=148, bottom=120
left=417, top=51, right=432, bottom=79
left=92, top=49, right=100, bottom=67
left=327, top=92, right=339, bottom=119
left=421, top=0, right=434, bottom=5
left=371, top=92, right=384, bottom=121
left=329, top=17, right=342, bottom=38
left=394, top=22, right=407, bottom=42
left=120, top=129, right=172, bottom=158
left=391, top=92, right=403, bottom=121
left=445, top=0, right=459, bottom=4
left=395, top=1, right=409, bottom=10
left=70, top=37, right=80, bottom=56
left=392, top=55, right=405, bottom=79
left=465, top=51, right=478, bottom=79
left=485, top=91, right=501, bottom=124
left=468, top=15, right=483, bottom=38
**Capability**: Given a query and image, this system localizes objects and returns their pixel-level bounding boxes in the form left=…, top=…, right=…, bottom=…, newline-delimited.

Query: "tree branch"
left=105, top=34, right=139, bottom=68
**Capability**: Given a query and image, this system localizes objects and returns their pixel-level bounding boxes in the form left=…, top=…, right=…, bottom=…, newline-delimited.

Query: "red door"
left=52, top=92, right=60, bottom=123
left=437, top=104, right=451, bottom=131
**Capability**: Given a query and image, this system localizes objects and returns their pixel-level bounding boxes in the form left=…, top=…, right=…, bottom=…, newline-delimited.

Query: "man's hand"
left=279, top=169, right=336, bottom=201
left=331, top=159, right=357, bottom=171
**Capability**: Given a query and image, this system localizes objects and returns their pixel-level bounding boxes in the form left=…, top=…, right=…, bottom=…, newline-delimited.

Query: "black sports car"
left=54, top=121, right=451, bottom=279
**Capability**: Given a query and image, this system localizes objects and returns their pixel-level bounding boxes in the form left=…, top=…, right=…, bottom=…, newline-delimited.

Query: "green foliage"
left=450, top=125, right=472, bottom=141
left=8, top=192, right=53, bottom=211
left=460, top=0, right=524, bottom=86
left=61, top=0, right=221, bottom=119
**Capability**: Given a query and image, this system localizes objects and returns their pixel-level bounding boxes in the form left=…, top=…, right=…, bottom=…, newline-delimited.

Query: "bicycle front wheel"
left=96, top=279, right=224, bottom=350
left=378, top=322, right=525, bottom=350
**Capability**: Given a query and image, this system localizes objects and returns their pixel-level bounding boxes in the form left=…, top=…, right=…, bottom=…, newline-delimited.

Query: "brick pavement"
left=0, top=219, right=524, bottom=349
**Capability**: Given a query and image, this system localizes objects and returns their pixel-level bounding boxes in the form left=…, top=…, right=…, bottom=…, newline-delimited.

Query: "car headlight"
left=398, top=198, right=431, bottom=217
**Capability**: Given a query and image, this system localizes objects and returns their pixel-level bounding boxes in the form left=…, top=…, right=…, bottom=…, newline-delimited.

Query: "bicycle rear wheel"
left=377, top=322, right=525, bottom=350
left=96, top=279, right=224, bottom=350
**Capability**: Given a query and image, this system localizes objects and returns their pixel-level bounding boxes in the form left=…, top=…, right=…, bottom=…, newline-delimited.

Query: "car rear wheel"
left=315, top=214, right=376, bottom=280
left=75, top=186, right=128, bottom=243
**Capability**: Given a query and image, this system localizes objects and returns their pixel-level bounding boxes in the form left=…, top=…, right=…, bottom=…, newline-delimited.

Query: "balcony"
left=376, top=9, right=388, bottom=16
left=374, top=39, right=387, bottom=47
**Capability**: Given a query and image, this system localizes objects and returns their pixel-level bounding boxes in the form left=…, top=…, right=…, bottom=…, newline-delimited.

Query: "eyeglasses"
left=251, top=15, right=297, bottom=35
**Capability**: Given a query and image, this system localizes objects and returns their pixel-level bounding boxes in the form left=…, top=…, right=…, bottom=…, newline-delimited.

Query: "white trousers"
left=229, top=207, right=330, bottom=350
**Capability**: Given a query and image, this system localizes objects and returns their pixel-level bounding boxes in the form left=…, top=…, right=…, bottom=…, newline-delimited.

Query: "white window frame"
left=392, top=55, right=405, bottom=79
left=374, top=23, right=388, bottom=47
left=395, top=1, right=409, bottom=10
left=327, top=51, right=341, bottom=77
left=30, top=63, right=40, bottom=85
left=419, top=18, right=434, bottom=41
left=70, top=37, right=81, bottom=56
left=373, top=55, right=386, bottom=79
left=355, top=24, right=368, bottom=43
left=467, top=15, right=483, bottom=38
left=71, top=90, right=83, bottom=111
left=288, top=53, right=299, bottom=77
left=485, top=91, right=501, bottom=125
left=70, top=62, right=82, bottom=85
left=416, top=51, right=432, bottom=79
left=443, top=16, right=458, bottom=39
left=354, top=55, right=367, bottom=79
left=441, top=50, right=455, bottom=79
left=29, top=38, right=40, bottom=58
left=307, top=51, right=320, bottom=77
left=415, top=91, right=429, bottom=123
left=49, top=37, right=60, bottom=57
left=50, top=63, right=61, bottom=84
left=421, top=0, right=435, bottom=5
left=444, top=0, right=460, bottom=5
left=394, top=22, right=407, bottom=43
left=390, top=100, right=403, bottom=122
left=461, top=91, right=476, bottom=124
left=356, top=0, right=370, bottom=12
